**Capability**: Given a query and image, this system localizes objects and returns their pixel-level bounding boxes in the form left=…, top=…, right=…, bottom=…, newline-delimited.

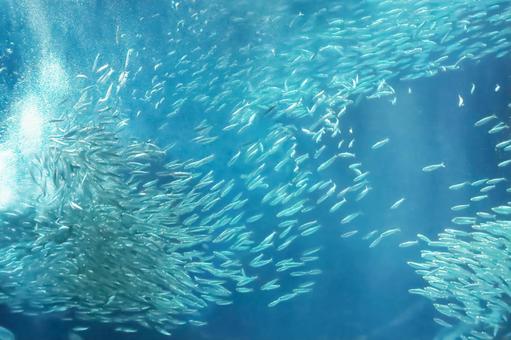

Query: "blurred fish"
left=422, top=162, right=445, bottom=172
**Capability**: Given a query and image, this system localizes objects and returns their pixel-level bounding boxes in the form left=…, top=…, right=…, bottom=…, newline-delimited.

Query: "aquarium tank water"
left=0, top=0, right=511, bottom=339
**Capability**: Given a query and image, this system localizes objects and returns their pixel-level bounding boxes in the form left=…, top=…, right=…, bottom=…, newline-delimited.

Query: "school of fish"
left=0, top=0, right=510, bottom=338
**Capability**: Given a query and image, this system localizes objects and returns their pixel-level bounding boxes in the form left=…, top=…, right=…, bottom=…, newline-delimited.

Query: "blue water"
left=1, top=1, right=510, bottom=340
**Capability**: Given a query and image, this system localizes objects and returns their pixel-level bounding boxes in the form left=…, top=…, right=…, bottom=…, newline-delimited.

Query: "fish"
left=416, top=234, right=432, bottom=243
left=491, top=205, right=511, bottom=215
left=338, top=152, right=356, bottom=158
left=471, top=178, right=488, bottom=187
left=0, top=327, right=14, bottom=340
left=422, top=162, right=445, bottom=172
left=390, top=198, right=405, bottom=210
left=355, top=186, right=371, bottom=201
left=329, top=198, right=347, bottom=213
left=470, top=195, right=488, bottom=202
left=497, top=159, right=511, bottom=167
left=380, top=228, right=401, bottom=238
left=488, top=122, right=509, bottom=134
left=451, top=216, right=476, bottom=225
left=317, top=154, right=338, bottom=172
left=495, top=139, right=511, bottom=149
left=371, top=138, right=390, bottom=150
left=353, top=171, right=370, bottom=182
left=476, top=211, right=495, bottom=219
left=362, top=230, right=378, bottom=240
left=261, top=279, right=281, bottom=291
left=301, top=225, right=322, bottom=237
left=72, top=327, right=89, bottom=332
left=474, top=114, right=497, bottom=127
left=369, top=236, right=383, bottom=248
left=450, top=204, right=470, bottom=211
left=268, top=293, right=298, bottom=308
left=433, top=318, right=452, bottom=328
left=115, top=327, right=138, bottom=333
left=340, top=230, right=359, bottom=238
left=479, top=185, right=495, bottom=193
left=486, top=178, right=506, bottom=185
left=457, top=94, right=464, bottom=107
left=399, top=240, right=419, bottom=248
left=341, top=212, right=362, bottom=224
left=448, top=182, right=468, bottom=190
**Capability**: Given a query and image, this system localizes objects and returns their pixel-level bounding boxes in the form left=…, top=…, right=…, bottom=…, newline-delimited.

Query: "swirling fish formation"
left=0, top=0, right=510, bottom=338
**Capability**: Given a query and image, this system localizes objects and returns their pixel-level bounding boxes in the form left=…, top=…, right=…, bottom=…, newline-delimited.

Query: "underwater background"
left=0, top=1, right=511, bottom=339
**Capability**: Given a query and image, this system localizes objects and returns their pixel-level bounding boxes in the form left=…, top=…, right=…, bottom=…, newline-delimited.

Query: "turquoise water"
left=0, top=1, right=510, bottom=339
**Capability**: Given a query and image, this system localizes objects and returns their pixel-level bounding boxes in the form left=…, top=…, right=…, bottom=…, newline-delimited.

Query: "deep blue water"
left=0, top=1, right=510, bottom=340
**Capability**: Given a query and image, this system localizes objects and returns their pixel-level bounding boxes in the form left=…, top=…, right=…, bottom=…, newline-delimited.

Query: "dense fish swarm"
left=411, top=86, right=511, bottom=339
left=0, top=0, right=510, bottom=337
left=411, top=219, right=511, bottom=339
